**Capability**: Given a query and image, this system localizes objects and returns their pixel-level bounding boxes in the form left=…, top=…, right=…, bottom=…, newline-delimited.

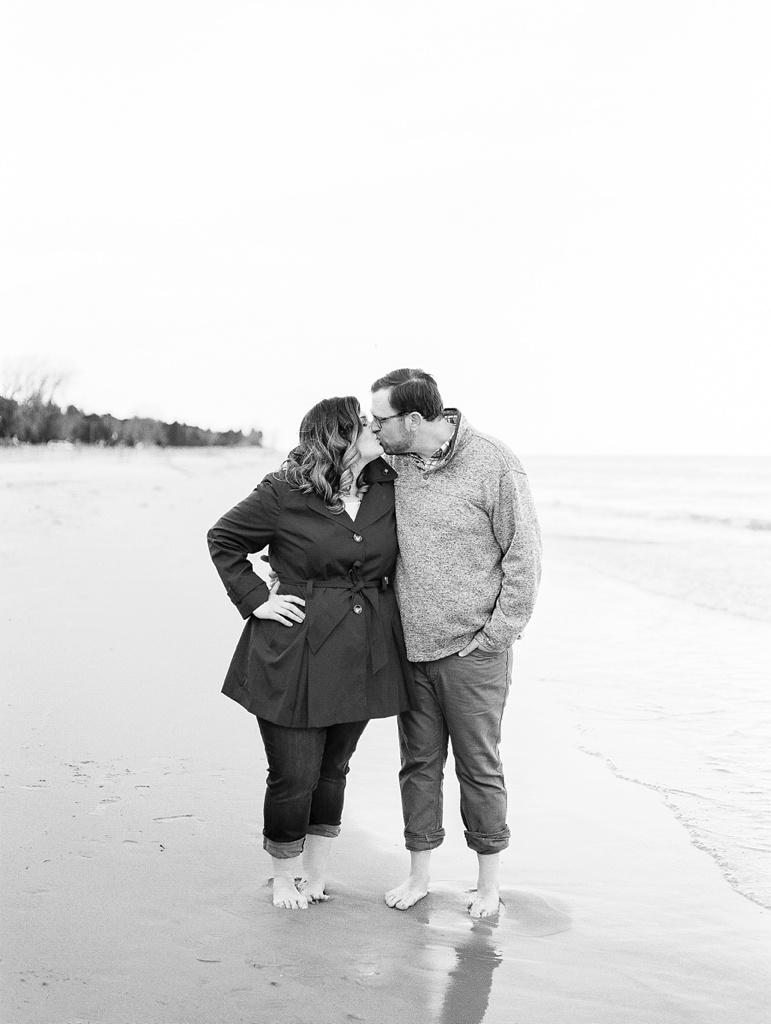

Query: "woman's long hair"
left=282, top=396, right=369, bottom=512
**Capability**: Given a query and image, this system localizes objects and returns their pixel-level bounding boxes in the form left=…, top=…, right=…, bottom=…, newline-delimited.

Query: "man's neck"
left=411, top=416, right=455, bottom=460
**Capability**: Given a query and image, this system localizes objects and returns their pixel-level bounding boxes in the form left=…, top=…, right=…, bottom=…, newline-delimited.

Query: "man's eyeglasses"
left=371, top=412, right=405, bottom=428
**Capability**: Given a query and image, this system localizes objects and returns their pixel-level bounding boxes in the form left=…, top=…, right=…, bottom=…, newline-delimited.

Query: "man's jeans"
left=257, top=718, right=368, bottom=859
left=397, top=647, right=512, bottom=855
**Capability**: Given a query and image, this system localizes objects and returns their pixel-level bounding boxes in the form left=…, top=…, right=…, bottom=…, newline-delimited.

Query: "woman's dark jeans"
left=257, top=717, right=368, bottom=859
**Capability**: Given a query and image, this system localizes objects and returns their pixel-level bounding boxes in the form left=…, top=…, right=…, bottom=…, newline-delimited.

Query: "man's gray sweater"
left=391, top=411, right=542, bottom=661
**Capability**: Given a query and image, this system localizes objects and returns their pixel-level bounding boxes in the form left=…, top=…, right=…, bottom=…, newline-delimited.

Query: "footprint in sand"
left=90, top=797, right=122, bottom=815
left=496, top=888, right=573, bottom=936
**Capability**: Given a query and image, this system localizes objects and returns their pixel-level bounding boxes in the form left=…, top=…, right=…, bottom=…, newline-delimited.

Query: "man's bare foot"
left=468, top=884, right=500, bottom=918
left=298, top=877, right=331, bottom=903
left=272, top=875, right=308, bottom=910
left=470, top=852, right=501, bottom=917
left=386, top=850, right=432, bottom=910
left=385, top=876, right=429, bottom=910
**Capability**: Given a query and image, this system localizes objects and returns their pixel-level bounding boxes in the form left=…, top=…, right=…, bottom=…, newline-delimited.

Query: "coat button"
left=353, top=534, right=363, bottom=542
left=353, top=604, right=363, bottom=614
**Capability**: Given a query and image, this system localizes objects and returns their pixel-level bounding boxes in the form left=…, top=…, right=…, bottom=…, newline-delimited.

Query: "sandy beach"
left=1, top=446, right=769, bottom=1024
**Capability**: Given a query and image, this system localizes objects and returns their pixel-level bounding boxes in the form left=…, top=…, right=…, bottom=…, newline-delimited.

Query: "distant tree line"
left=0, top=366, right=261, bottom=447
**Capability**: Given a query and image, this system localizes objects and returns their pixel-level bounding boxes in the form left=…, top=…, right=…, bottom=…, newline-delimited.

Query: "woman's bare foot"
left=298, top=877, right=331, bottom=903
left=385, top=850, right=431, bottom=910
left=270, top=854, right=307, bottom=909
left=300, top=834, right=334, bottom=903
left=272, top=875, right=308, bottom=910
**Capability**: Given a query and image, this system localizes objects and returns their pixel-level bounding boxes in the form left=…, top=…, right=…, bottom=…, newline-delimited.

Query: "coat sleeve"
left=207, top=475, right=283, bottom=619
left=477, top=468, right=542, bottom=651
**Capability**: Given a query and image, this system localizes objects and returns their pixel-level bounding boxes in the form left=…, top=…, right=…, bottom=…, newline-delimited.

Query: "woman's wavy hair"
left=282, top=396, right=369, bottom=512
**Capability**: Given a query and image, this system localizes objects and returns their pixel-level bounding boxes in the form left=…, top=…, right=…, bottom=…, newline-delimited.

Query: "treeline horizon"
left=0, top=393, right=262, bottom=448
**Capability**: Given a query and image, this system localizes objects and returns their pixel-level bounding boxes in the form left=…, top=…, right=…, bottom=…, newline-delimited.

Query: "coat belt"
left=279, top=571, right=391, bottom=674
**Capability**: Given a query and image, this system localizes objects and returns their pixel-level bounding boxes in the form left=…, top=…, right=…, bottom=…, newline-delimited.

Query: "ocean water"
left=527, top=456, right=771, bottom=909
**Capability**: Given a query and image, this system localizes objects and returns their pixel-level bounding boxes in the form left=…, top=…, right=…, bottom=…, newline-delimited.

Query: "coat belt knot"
left=280, top=573, right=391, bottom=675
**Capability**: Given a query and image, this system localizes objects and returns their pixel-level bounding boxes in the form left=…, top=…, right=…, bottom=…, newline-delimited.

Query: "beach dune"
left=1, top=446, right=768, bottom=1024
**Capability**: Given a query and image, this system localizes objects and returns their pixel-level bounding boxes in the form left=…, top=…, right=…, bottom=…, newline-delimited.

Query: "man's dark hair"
left=370, top=368, right=444, bottom=420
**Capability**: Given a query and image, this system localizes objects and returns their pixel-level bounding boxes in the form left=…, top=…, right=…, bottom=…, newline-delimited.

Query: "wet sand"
left=1, top=446, right=769, bottom=1023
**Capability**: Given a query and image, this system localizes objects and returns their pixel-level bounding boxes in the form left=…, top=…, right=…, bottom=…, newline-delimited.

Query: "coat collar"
left=305, top=457, right=396, bottom=533
left=363, top=456, right=397, bottom=484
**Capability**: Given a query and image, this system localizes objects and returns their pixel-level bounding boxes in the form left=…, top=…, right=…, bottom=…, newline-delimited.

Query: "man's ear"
left=406, top=411, right=423, bottom=432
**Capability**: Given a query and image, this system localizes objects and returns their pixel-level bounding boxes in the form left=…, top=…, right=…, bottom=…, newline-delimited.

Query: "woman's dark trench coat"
left=207, top=458, right=416, bottom=728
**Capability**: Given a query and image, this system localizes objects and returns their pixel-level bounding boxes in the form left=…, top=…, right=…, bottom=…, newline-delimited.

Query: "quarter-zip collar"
left=410, top=408, right=464, bottom=474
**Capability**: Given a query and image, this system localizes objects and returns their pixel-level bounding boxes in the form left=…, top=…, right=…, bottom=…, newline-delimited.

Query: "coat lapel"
left=305, top=492, right=357, bottom=532
left=304, top=458, right=397, bottom=533
left=352, top=480, right=391, bottom=530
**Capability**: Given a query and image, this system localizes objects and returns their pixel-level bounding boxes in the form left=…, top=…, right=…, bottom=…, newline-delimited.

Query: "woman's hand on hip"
left=252, top=580, right=305, bottom=627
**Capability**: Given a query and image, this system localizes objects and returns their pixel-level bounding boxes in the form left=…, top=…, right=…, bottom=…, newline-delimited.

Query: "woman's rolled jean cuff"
left=264, top=824, right=341, bottom=858
left=404, top=827, right=446, bottom=852
left=306, top=823, right=341, bottom=839
left=263, top=836, right=304, bottom=860
left=464, top=826, right=510, bottom=855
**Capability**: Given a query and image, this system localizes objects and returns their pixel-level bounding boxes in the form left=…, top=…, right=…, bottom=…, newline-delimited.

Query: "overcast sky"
left=1, top=1, right=769, bottom=454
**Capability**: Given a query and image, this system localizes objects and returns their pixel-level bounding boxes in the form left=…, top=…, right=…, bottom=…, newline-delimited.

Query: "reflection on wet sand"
left=412, top=885, right=573, bottom=1024
left=436, top=918, right=502, bottom=1024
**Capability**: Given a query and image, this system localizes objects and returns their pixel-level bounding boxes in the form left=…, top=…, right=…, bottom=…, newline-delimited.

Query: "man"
left=370, top=368, right=541, bottom=918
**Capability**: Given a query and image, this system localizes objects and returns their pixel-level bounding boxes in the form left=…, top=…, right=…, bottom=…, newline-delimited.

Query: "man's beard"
left=379, top=435, right=413, bottom=455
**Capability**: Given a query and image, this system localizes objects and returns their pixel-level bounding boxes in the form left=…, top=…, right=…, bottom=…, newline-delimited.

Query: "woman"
left=207, top=397, right=415, bottom=910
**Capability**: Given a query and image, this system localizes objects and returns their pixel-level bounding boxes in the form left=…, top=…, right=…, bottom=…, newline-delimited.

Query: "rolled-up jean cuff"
left=464, top=827, right=510, bottom=855
left=263, top=836, right=305, bottom=860
left=306, top=823, right=341, bottom=839
left=404, top=828, right=446, bottom=852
